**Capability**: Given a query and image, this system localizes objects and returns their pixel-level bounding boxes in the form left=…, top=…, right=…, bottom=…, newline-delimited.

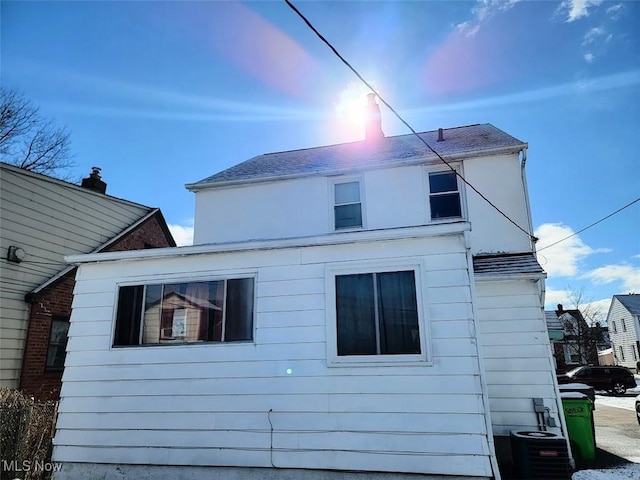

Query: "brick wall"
left=20, top=213, right=174, bottom=400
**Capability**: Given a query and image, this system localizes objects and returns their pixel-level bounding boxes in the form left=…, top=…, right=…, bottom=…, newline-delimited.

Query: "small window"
left=114, top=278, right=254, bottom=347
left=429, top=171, right=461, bottom=220
left=618, top=346, right=625, bottom=361
left=334, top=181, right=362, bottom=229
left=335, top=270, right=421, bottom=356
left=563, top=342, right=582, bottom=364
left=632, top=345, right=638, bottom=361
left=622, top=319, right=627, bottom=332
left=46, top=316, right=70, bottom=370
left=611, top=321, right=617, bottom=334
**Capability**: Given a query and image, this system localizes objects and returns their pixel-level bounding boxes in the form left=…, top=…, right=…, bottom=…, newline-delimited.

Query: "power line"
left=284, top=0, right=536, bottom=242
left=537, top=196, right=640, bottom=252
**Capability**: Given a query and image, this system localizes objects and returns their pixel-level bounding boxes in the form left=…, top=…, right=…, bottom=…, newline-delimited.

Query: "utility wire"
left=536, top=196, right=640, bottom=252
left=284, top=0, right=536, bottom=242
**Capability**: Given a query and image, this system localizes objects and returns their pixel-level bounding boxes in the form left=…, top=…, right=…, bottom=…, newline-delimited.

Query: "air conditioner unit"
left=510, top=430, right=572, bottom=479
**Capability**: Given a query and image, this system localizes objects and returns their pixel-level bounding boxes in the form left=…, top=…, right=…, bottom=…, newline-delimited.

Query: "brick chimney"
left=81, top=167, right=107, bottom=194
left=365, top=93, right=384, bottom=141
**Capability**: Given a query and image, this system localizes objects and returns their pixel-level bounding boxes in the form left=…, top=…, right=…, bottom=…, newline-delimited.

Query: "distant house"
left=606, top=294, right=640, bottom=371
left=54, top=117, right=567, bottom=479
left=546, top=304, right=598, bottom=373
left=0, top=163, right=175, bottom=399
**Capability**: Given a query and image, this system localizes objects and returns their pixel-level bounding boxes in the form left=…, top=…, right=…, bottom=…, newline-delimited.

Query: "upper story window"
left=429, top=171, right=461, bottom=220
left=611, top=321, right=617, bottom=334
left=622, top=319, right=627, bottom=332
left=334, top=180, right=362, bottom=230
left=114, top=278, right=254, bottom=347
left=46, top=316, right=70, bottom=370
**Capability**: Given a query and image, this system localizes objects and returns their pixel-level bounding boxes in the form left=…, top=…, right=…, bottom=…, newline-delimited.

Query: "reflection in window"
left=334, top=181, right=362, bottom=229
left=114, top=278, right=254, bottom=346
left=46, top=316, right=70, bottom=369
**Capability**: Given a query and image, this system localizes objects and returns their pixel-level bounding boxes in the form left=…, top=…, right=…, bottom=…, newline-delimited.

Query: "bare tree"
left=0, top=87, right=74, bottom=177
left=558, top=287, right=604, bottom=366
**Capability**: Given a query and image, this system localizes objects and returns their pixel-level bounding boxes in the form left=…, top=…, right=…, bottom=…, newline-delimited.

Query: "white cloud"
left=606, top=3, right=625, bottom=20
left=535, top=223, right=606, bottom=276
left=168, top=223, right=194, bottom=247
left=455, top=0, right=522, bottom=36
left=583, top=52, right=595, bottom=63
left=582, top=26, right=606, bottom=45
left=556, top=0, right=603, bottom=23
left=582, top=263, right=640, bottom=293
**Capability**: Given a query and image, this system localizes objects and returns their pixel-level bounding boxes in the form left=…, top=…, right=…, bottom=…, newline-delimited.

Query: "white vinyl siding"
left=0, top=164, right=151, bottom=388
left=54, top=233, right=494, bottom=477
left=476, top=280, right=562, bottom=436
left=606, top=297, right=640, bottom=370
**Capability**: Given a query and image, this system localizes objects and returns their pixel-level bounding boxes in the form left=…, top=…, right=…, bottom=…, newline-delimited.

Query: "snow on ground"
left=594, top=376, right=640, bottom=411
left=572, top=463, right=640, bottom=479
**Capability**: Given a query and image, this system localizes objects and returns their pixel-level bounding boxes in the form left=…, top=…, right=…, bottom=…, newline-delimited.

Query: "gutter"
left=520, top=148, right=538, bottom=253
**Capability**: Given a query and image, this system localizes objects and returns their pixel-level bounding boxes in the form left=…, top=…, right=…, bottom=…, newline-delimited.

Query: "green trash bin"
left=561, top=392, right=596, bottom=461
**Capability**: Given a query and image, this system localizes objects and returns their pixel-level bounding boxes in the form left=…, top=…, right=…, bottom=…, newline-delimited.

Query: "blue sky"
left=2, top=0, right=638, bottom=321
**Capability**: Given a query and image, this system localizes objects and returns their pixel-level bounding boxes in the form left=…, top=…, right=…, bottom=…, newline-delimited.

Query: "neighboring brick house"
left=0, top=162, right=176, bottom=398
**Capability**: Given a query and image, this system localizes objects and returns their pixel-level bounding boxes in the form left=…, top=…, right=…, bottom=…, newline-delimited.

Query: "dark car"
left=557, top=365, right=637, bottom=395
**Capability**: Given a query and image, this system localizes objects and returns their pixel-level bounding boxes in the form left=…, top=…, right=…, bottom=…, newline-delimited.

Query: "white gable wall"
left=607, top=297, right=640, bottom=370
left=55, top=230, right=496, bottom=478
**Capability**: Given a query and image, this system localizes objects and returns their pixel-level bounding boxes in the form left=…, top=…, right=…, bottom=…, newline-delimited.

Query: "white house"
left=53, top=118, right=567, bottom=479
left=606, top=294, right=640, bottom=370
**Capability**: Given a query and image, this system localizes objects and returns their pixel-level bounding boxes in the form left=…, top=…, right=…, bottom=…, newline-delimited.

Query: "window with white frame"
left=622, top=319, right=627, bottom=332
left=429, top=171, right=462, bottom=220
left=618, top=346, right=625, bottom=361
left=114, top=278, right=254, bottom=346
left=611, top=321, right=617, bottom=334
left=334, top=180, right=362, bottom=230
left=46, top=316, right=70, bottom=370
left=326, top=264, right=426, bottom=364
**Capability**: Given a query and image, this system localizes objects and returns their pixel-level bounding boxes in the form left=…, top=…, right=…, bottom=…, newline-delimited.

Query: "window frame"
left=331, top=177, right=365, bottom=231
left=426, top=167, right=465, bottom=222
left=111, top=273, right=257, bottom=348
left=325, top=260, right=430, bottom=367
left=45, top=315, right=70, bottom=371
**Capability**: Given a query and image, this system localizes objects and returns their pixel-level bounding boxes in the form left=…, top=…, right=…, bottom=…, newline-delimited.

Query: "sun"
left=333, top=81, right=379, bottom=137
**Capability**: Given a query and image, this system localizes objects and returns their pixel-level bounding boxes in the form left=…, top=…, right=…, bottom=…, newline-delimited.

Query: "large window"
left=46, top=316, right=70, bottom=370
left=334, top=180, right=362, bottom=230
left=335, top=270, right=421, bottom=357
left=429, top=171, right=461, bottom=219
left=114, top=278, right=254, bottom=346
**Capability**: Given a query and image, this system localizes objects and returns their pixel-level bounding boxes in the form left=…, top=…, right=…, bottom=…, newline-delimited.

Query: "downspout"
left=463, top=230, right=502, bottom=480
left=520, top=148, right=537, bottom=253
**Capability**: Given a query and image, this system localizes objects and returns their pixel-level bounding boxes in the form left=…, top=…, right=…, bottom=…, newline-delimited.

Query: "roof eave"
left=185, top=143, right=527, bottom=192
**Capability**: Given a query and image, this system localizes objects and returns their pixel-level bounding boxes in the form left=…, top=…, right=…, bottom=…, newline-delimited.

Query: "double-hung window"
left=114, top=277, right=254, bottom=347
left=46, top=316, right=70, bottom=370
left=327, top=264, right=427, bottom=365
left=429, top=171, right=462, bottom=220
left=334, top=180, right=362, bottom=230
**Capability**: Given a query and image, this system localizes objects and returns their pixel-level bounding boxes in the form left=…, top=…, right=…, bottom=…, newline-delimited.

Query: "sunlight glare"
left=333, top=81, right=379, bottom=138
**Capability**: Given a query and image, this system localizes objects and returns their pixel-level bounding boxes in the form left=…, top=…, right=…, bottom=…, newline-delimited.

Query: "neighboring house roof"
left=545, top=311, right=563, bottom=331
left=472, top=253, right=544, bottom=276
left=187, top=123, right=527, bottom=190
left=0, top=162, right=175, bottom=297
left=614, top=294, right=640, bottom=314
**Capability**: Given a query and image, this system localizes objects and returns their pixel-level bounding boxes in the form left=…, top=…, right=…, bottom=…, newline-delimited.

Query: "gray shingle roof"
left=473, top=253, right=544, bottom=276
left=545, top=311, right=563, bottom=331
left=187, top=123, right=526, bottom=190
left=615, top=294, right=640, bottom=314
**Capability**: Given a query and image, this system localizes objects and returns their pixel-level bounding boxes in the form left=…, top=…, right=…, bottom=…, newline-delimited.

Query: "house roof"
left=545, top=311, right=563, bottom=331
left=187, top=123, right=527, bottom=190
left=614, top=294, right=640, bottom=314
left=472, top=253, right=544, bottom=276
